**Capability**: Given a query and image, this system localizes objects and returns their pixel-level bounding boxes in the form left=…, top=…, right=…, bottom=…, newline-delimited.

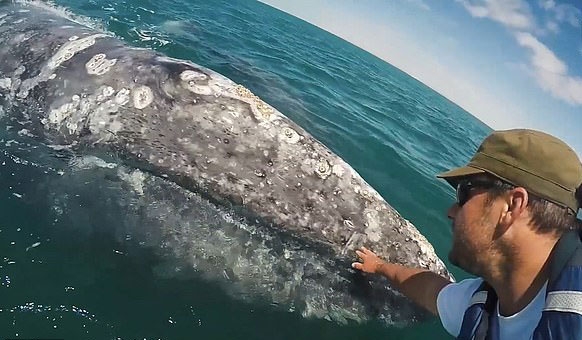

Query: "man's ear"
left=501, top=187, right=528, bottom=225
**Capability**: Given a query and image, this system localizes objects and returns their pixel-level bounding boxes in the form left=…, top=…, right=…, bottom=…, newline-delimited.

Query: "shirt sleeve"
left=436, top=277, right=483, bottom=337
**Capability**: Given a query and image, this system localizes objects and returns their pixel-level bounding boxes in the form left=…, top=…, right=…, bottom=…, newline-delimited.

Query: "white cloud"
left=539, top=0, right=581, bottom=27
left=459, top=0, right=581, bottom=33
left=537, top=0, right=581, bottom=36
left=539, top=0, right=555, bottom=11
left=552, top=4, right=581, bottom=28
left=545, top=20, right=559, bottom=33
left=404, top=0, right=431, bottom=11
left=515, top=32, right=582, bottom=105
left=456, top=0, right=535, bottom=30
left=457, top=0, right=582, bottom=108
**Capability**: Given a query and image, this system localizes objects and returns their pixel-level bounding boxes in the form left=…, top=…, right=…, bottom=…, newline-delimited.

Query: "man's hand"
left=350, top=245, right=451, bottom=316
left=352, top=246, right=385, bottom=274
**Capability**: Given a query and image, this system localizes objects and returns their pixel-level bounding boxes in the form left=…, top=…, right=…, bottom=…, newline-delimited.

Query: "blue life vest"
left=456, top=231, right=582, bottom=340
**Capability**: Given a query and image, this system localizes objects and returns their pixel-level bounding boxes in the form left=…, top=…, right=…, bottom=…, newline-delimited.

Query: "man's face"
left=447, top=177, right=503, bottom=275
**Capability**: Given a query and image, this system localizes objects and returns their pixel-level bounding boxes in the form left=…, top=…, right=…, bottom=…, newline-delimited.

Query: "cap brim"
left=437, top=165, right=485, bottom=186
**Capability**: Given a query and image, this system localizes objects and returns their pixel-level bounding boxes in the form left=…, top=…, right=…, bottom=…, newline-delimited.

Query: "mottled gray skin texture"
left=0, top=2, right=452, bottom=324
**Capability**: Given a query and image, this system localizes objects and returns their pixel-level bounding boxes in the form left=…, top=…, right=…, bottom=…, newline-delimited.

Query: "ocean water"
left=0, top=0, right=493, bottom=339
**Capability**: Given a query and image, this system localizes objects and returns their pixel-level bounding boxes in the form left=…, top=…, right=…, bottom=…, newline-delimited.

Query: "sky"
left=258, top=0, right=582, bottom=155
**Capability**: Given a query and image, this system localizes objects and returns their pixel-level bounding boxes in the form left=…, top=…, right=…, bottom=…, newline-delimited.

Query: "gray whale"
left=0, top=1, right=452, bottom=325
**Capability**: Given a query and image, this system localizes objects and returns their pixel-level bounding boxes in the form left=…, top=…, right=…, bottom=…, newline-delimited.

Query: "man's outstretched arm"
left=352, top=246, right=452, bottom=315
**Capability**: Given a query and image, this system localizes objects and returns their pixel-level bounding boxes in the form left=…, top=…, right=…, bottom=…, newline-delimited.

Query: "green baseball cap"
left=437, top=129, right=582, bottom=213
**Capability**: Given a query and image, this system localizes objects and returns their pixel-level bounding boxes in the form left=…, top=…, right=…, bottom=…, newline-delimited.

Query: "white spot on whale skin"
left=14, top=65, right=25, bottom=76
left=133, top=86, right=154, bottom=109
left=0, top=78, right=11, bottom=90
left=343, top=220, right=355, bottom=229
left=180, top=70, right=208, bottom=82
left=48, top=102, right=79, bottom=126
left=102, top=86, right=115, bottom=97
left=363, top=210, right=382, bottom=243
left=280, top=127, right=301, bottom=144
left=86, top=53, right=117, bottom=76
left=115, top=88, right=131, bottom=105
left=18, top=34, right=107, bottom=99
left=69, top=36, right=79, bottom=41
left=17, top=129, right=34, bottom=138
left=66, top=121, right=78, bottom=133
left=48, top=34, right=107, bottom=70
left=332, top=164, right=345, bottom=178
left=186, top=81, right=213, bottom=95
left=88, top=53, right=105, bottom=63
left=314, top=159, right=332, bottom=179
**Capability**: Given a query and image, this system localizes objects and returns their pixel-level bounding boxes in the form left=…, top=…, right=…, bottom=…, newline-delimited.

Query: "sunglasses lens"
left=456, top=184, right=461, bottom=205
left=455, top=180, right=497, bottom=206
left=456, top=182, right=468, bottom=206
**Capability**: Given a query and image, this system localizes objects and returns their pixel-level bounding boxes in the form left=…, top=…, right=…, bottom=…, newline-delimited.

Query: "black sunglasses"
left=456, top=179, right=498, bottom=206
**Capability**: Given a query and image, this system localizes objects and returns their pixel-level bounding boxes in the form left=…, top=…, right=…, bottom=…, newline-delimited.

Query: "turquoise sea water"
left=0, top=0, right=493, bottom=338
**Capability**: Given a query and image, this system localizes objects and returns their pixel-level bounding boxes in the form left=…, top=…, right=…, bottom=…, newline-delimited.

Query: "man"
left=352, top=129, right=582, bottom=339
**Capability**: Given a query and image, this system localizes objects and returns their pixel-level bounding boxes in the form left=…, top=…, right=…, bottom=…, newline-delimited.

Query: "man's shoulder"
left=437, top=277, right=484, bottom=319
left=437, top=277, right=485, bottom=337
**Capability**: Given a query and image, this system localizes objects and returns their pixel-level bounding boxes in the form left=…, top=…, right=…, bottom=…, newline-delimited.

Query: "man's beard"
left=448, top=222, right=483, bottom=276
